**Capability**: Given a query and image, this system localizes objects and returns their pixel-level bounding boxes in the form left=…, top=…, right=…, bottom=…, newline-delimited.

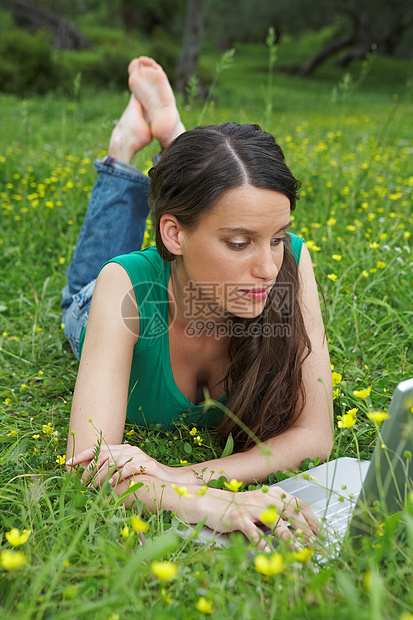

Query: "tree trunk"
left=12, top=0, right=90, bottom=50
left=334, top=45, right=372, bottom=67
left=380, top=12, right=413, bottom=55
left=278, top=2, right=369, bottom=76
left=285, top=28, right=356, bottom=76
left=174, top=0, right=205, bottom=95
left=335, top=10, right=413, bottom=65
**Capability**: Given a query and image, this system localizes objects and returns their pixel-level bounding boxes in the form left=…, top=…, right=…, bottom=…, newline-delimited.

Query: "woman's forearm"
left=116, top=474, right=211, bottom=522
left=179, top=424, right=333, bottom=486
left=110, top=471, right=320, bottom=548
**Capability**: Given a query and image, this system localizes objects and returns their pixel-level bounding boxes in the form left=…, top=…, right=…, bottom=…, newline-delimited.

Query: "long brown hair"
left=149, top=123, right=311, bottom=451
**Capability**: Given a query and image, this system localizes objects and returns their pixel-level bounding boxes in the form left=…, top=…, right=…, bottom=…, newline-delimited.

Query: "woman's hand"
left=201, top=485, right=319, bottom=549
left=67, top=443, right=190, bottom=487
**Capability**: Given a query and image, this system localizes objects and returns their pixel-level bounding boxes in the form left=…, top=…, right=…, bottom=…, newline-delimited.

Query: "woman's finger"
left=240, top=520, right=271, bottom=550
left=67, top=443, right=135, bottom=466
left=67, top=447, right=96, bottom=466
left=286, top=498, right=319, bottom=537
left=85, top=460, right=120, bottom=487
left=109, top=462, right=139, bottom=486
left=83, top=454, right=119, bottom=484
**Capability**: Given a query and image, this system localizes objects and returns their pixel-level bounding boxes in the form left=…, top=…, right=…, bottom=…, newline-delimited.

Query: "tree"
left=11, top=0, right=90, bottom=50
left=278, top=0, right=413, bottom=76
left=174, top=0, right=205, bottom=95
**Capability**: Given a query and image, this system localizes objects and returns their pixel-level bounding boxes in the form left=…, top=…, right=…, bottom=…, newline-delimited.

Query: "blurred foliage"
left=1, top=0, right=412, bottom=97
left=0, top=28, right=68, bottom=96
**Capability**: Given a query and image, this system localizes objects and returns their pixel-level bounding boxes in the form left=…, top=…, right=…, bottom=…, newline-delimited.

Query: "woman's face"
left=176, top=184, right=291, bottom=319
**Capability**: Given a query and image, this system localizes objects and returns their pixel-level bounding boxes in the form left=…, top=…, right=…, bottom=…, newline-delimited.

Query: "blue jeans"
left=61, top=156, right=151, bottom=359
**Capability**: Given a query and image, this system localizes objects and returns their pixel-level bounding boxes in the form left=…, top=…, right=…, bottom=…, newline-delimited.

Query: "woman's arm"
left=66, top=262, right=139, bottom=462
left=98, top=472, right=319, bottom=549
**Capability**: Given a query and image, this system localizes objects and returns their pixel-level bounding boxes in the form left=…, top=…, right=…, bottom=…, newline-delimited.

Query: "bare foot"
left=108, top=94, right=152, bottom=164
left=128, top=56, right=185, bottom=149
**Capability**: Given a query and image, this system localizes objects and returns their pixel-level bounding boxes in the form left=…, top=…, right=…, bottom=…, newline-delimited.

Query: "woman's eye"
left=227, top=241, right=248, bottom=250
left=271, top=237, right=285, bottom=246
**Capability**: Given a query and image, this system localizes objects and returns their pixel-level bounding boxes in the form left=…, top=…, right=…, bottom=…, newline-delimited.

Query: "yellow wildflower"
left=1, top=549, right=27, bottom=570
left=369, top=242, right=380, bottom=249
left=8, top=430, right=17, bottom=437
left=376, top=260, right=386, bottom=269
left=172, top=484, right=193, bottom=498
left=121, top=525, right=130, bottom=539
left=196, top=596, right=214, bottom=614
left=32, top=434, right=40, bottom=439
left=161, top=587, right=172, bottom=603
left=293, top=548, right=314, bottom=563
left=362, top=270, right=369, bottom=278
left=327, top=273, right=338, bottom=281
left=259, top=507, right=279, bottom=526
left=337, top=408, right=357, bottom=428
left=305, top=240, right=315, bottom=249
left=130, top=515, right=149, bottom=533
left=5, top=528, right=31, bottom=546
left=332, top=254, right=342, bottom=261
left=367, top=411, right=391, bottom=423
left=196, top=485, right=208, bottom=496
left=353, top=386, right=372, bottom=399
left=42, top=423, right=54, bottom=435
left=189, top=427, right=197, bottom=436
left=254, top=553, right=285, bottom=576
left=224, top=479, right=243, bottom=492
left=332, top=371, right=342, bottom=387
left=151, top=561, right=178, bottom=581
left=333, top=388, right=341, bottom=400
left=364, top=570, right=372, bottom=591
left=56, top=454, right=66, bottom=465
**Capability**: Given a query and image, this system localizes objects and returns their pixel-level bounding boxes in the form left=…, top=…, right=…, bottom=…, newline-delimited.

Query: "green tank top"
left=79, top=233, right=304, bottom=429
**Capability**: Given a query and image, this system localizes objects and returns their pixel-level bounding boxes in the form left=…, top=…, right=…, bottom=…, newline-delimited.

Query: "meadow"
left=0, top=32, right=413, bottom=619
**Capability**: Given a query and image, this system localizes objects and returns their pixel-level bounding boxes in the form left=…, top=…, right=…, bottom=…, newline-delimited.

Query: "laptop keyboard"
left=312, top=493, right=360, bottom=548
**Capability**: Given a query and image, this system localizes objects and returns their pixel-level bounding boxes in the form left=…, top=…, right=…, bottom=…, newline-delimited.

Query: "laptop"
left=175, top=377, right=413, bottom=554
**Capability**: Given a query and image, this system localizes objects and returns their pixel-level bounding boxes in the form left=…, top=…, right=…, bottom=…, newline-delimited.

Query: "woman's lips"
left=239, top=287, right=270, bottom=301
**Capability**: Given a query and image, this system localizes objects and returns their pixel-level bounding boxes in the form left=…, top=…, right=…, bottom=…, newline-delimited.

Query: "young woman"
left=64, top=57, right=333, bottom=548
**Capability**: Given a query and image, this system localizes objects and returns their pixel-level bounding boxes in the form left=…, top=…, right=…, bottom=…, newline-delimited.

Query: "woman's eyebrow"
left=219, top=221, right=292, bottom=235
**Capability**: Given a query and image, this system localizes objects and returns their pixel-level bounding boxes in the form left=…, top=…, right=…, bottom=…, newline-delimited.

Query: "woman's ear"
left=159, top=214, right=186, bottom=256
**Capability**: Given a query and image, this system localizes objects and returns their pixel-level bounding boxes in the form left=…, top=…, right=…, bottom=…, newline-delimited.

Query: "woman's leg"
left=128, top=56, right=185, bottom=149
left=63, top=95, right=152, bottom=305
left=61, top=97, right=152, bottom=357
left=61, top=57, right=186, bottom=358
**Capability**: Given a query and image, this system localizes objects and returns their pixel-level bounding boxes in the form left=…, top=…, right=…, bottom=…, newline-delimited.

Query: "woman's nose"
left=250, top=248, right=280, bottom=281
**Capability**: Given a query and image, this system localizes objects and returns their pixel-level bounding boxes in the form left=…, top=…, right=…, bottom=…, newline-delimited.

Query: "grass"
left=0, top=31, right=413, bottom=619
